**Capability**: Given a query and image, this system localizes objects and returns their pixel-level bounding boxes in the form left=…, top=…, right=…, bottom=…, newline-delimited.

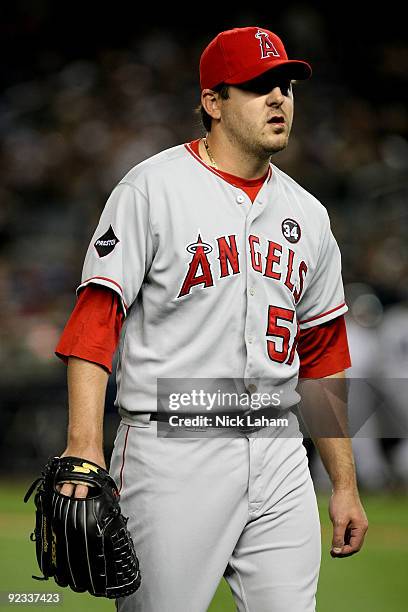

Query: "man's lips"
left=267, top=115, right=285, bottom=124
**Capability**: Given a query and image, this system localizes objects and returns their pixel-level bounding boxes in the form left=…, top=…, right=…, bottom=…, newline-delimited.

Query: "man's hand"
left=58, top=447, right=107, bottom=499
left=329, top=488, right=368, bottom=558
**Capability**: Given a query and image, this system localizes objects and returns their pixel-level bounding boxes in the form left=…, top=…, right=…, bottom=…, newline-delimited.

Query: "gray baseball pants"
left=111, top=415, right=321, bottom=612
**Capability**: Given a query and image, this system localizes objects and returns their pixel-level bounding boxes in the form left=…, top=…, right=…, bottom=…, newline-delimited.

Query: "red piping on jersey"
left=299, top=302, right=346, bottom=325
left=184, top=142, right=272, bottom=186
left=118, top=425, right=130, bottom=493
left=79, top=276, right=128, bottom=310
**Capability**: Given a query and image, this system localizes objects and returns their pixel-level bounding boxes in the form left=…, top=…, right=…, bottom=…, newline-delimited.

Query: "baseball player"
left=55, top=27, right=368, bottom=612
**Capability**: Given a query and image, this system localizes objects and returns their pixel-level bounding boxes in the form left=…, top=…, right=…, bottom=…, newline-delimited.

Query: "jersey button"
left=249, top=287, right=255, bottom=296
left=236, top=194, right=245, bottom=204
left=247, top=383, right=257, bottom=394
left=247, top=336, right=254, bottom=344
left=258, top=200, right=263, bottom=206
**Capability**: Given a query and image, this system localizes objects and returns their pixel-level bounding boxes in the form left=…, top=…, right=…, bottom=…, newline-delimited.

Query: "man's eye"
left=238, top=77, right=293, bottom=96
left=278, top=81, right=292, bottom=96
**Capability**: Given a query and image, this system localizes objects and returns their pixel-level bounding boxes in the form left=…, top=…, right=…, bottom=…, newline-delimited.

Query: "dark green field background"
left=1, top=483, right=406, bottom=611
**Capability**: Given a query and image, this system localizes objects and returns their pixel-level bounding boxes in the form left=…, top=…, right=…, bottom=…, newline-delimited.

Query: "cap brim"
left=224, top=59, right=312, bottom=86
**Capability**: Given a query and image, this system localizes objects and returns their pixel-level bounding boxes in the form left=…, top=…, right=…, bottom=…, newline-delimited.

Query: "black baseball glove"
left=24, top=456, right=141, bottom=599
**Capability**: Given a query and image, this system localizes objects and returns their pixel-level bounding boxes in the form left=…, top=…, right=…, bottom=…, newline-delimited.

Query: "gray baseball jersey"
left=78, top=142, right=347, bottom=416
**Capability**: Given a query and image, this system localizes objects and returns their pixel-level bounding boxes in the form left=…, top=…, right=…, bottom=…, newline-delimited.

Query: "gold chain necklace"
left=203, top=137, right=218, bottom=169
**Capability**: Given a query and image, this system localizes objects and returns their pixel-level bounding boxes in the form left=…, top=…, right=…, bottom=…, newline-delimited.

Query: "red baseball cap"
left=200, top=27, right=312, bottom=90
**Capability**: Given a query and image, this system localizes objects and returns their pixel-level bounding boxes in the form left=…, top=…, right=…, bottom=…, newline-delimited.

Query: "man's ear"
left=201, top=89, right=222, bottom=120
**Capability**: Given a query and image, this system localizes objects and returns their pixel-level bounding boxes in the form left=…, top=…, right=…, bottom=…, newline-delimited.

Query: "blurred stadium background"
left=0, top=2, right=407, bottom=610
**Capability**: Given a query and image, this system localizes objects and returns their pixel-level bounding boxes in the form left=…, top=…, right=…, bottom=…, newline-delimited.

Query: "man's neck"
left=199, top=133, right=271, bottom=180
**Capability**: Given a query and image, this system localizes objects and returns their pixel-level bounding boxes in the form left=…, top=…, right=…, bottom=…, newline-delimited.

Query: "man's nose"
left=266, top=87, right=285, bottom=106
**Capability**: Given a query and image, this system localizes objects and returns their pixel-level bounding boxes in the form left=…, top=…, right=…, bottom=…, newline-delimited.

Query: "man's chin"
left=265, top=139, right=289, bottom=155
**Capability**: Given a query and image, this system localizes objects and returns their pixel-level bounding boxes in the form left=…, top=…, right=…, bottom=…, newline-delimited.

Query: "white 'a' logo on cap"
left=255, top=30, right=280, bottom=59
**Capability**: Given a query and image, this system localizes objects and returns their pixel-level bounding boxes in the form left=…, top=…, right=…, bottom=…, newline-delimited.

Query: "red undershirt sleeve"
left=298, top=315, right=351, bottom=379
left=55, top=284, right=124, bottom=374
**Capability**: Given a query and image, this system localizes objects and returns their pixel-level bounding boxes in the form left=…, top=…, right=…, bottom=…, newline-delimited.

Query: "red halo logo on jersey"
left=178, top=234, right=215, bottom=297
left=186, top=237, right=213, bottom=255
left=255, top=30, right=280, bottom=59
left=281, top=219, right=301, bottom=244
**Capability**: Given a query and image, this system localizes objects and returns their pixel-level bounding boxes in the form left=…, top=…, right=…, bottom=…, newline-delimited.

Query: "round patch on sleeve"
left=281, top=218, right=301, bottom=244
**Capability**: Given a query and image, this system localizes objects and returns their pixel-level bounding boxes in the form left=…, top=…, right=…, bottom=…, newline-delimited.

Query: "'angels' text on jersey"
left=178, top=233, right=307, bottom=304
